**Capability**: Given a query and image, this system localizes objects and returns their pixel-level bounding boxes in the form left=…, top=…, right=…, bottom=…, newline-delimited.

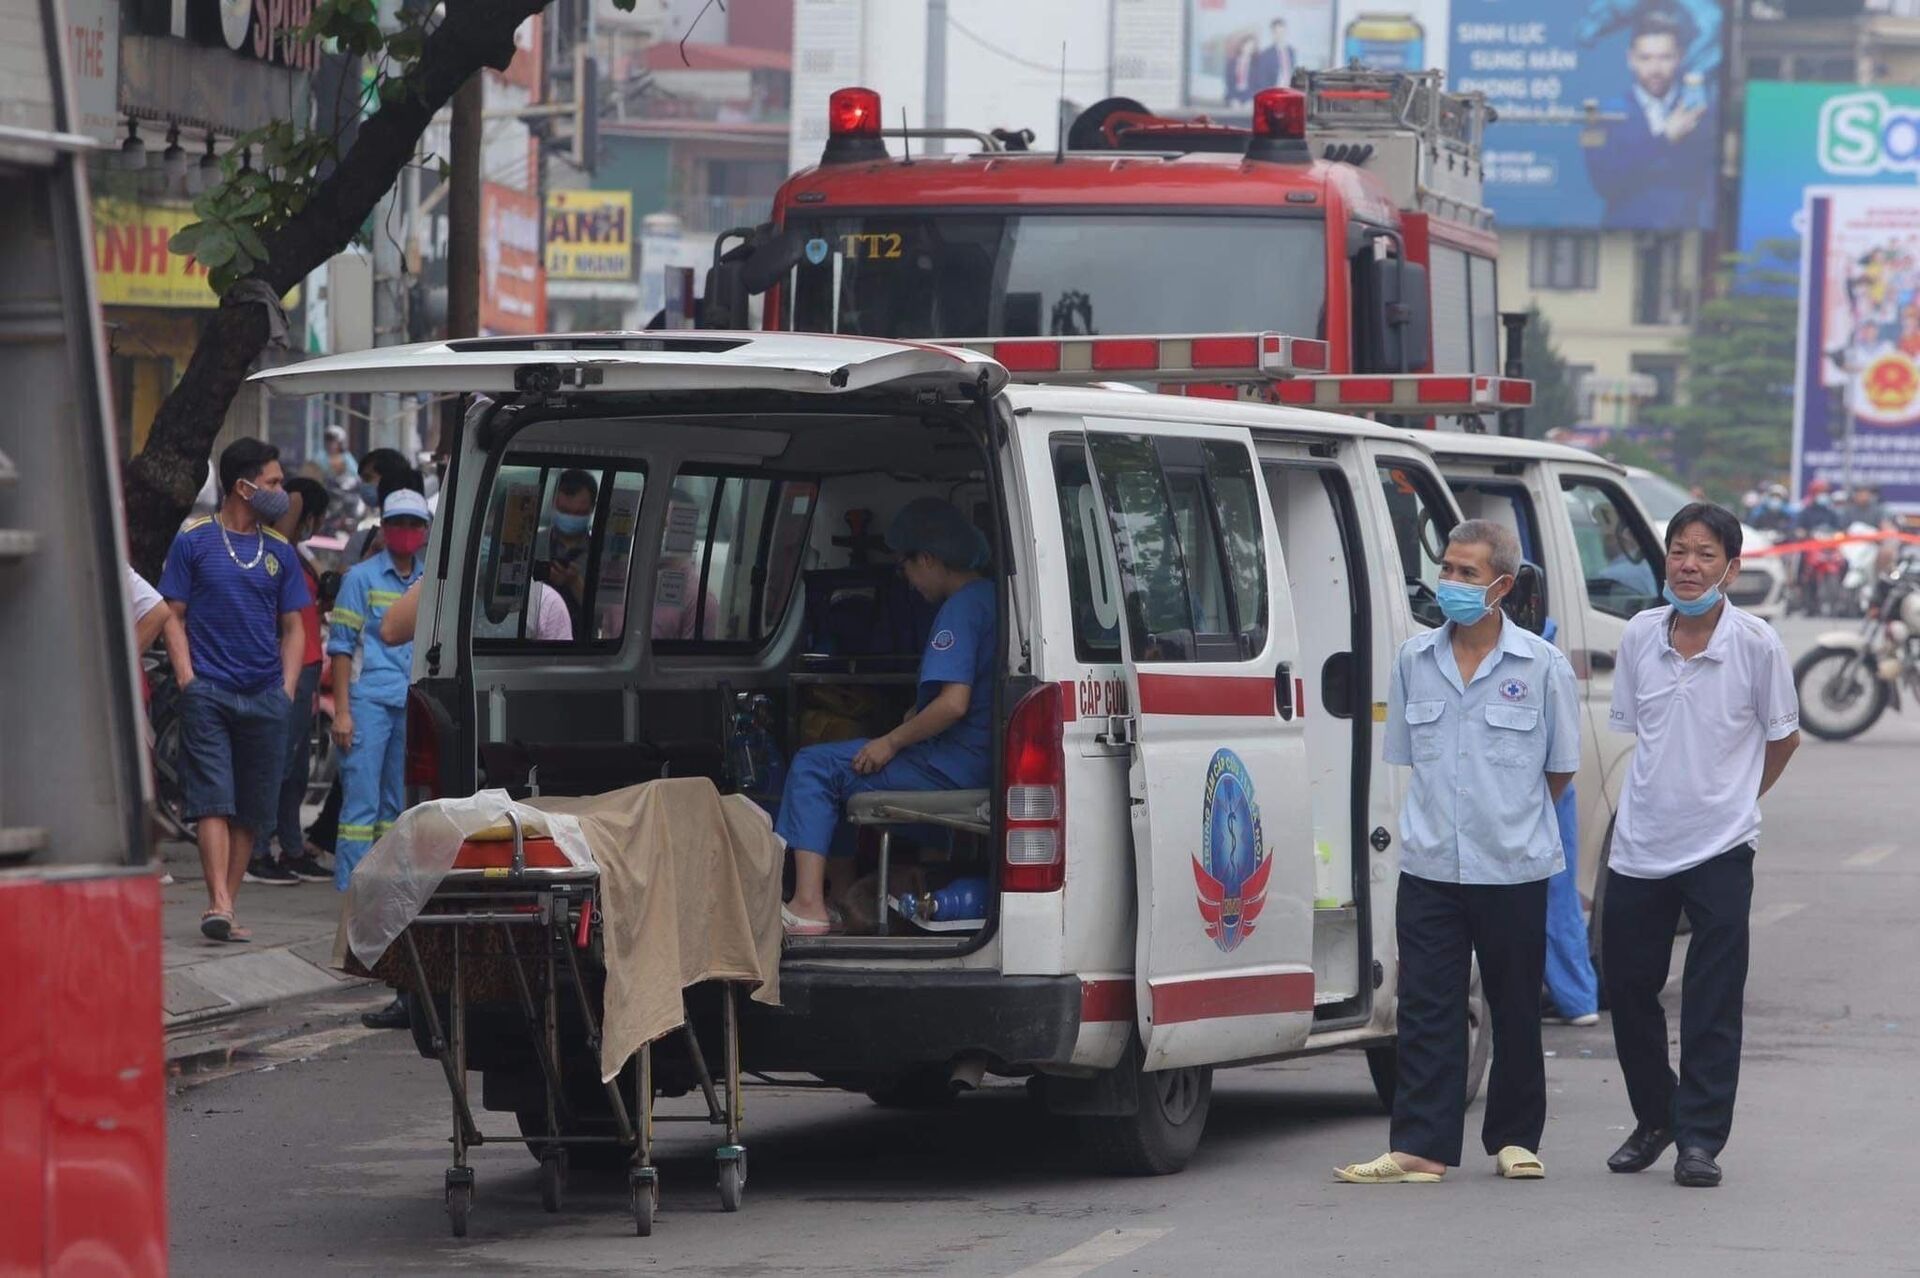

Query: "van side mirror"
left=1503, top=560, right=1548, bottom=635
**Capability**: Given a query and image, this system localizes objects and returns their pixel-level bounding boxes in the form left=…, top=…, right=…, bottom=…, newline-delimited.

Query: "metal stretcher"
left=398, top=811, right=748, bottom=1237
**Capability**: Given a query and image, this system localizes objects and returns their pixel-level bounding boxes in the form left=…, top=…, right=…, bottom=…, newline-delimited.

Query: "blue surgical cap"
left=886, top=497, right=989, bottom=571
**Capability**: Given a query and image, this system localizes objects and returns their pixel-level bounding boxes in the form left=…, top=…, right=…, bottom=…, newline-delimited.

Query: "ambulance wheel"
left=1079, top=1046, right=1212, bottom=1176
left=1365, top=960, right=1492, bottom=1112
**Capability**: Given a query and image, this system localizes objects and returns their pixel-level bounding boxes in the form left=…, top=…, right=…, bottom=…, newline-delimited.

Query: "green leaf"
left=386, top=29, right=421, bottom=60
left=196, top=227, right=238, bottom=269
left=234, top=223, right=269, bottom=263
left=168, top=222, right=207, bottom=255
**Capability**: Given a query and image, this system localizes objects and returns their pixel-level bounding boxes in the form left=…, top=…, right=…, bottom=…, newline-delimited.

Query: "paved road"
left=170, top=618, right=1920, bottom=1276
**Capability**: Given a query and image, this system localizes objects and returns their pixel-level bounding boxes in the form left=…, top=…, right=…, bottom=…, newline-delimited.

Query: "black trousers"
left=1601, top=844, right=1755, bottom=1157
left=1390, top=872, right=1549, bottom=1166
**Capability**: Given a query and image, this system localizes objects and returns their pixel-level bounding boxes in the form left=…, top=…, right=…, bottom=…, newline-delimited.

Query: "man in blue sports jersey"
left=777, top=498, right=996, bottom=936
left=327, top=486, right=431, bottom=892
left=159, top=438, right=310, bottom=943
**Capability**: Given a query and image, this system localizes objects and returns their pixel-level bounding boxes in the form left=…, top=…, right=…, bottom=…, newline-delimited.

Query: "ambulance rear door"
left=1080, top=418, right=1316, bottom=1071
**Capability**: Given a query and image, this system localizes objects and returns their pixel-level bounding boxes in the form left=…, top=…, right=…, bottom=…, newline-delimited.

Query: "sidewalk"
left=158, top=837, right=374, bottom=1038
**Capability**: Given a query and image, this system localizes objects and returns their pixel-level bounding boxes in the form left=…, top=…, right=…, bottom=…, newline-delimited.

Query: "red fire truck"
left=1, top=0, right=167, bottom=1269
left=710, top=70, right=1531, bottom=424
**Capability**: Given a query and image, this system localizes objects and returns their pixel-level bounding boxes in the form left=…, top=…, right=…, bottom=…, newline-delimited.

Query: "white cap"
left=382, top=489, right=431, bottom=522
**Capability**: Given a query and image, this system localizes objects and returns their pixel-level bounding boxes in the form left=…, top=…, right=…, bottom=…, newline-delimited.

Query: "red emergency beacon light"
left=1247, top=87, right=1311, bottom=163
left=824, top=86, right=887, bottom=163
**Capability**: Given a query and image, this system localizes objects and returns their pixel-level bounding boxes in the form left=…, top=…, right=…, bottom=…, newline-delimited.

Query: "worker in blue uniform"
left=327, top=487, right=431, bottom=891
left=778, top=498, right=996, bottom=936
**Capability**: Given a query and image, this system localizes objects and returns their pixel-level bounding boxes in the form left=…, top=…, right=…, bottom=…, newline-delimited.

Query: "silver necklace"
left=217, top=513, right=264, bottom=570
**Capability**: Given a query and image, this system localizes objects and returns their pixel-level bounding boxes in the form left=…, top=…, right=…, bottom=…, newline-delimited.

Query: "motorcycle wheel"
left=1794, top=646, right=1889, bottom=741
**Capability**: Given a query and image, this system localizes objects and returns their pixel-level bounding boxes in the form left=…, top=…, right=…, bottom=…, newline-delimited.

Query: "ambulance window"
left=472, top=460, right=647, bottom=648
left=1201, top=441, right=1268, bottom=657
left=1050, top=440, right=1123, bottom=661
left=1086, top=433, right=1199, bottom=662
left=1376, top=461, right=1454, bottom=629
left=1561, top=476, right=1662, bottom=620
left=653, top=472, right=818, bottom=648
left=1450, top=480, right=1540, bottom=565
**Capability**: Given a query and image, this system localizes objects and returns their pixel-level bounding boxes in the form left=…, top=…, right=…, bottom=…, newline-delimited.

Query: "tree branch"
left=124, top=0, right=549, bottom=578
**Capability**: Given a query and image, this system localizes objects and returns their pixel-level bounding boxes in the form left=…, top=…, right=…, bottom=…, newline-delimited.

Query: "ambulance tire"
left=1077, top=1044, right=1213, bottom=1177
left=1363, top=959, right=1493, bottom=1113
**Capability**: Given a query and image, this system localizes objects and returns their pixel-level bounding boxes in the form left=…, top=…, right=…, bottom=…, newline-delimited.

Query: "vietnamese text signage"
left=545, top=190, right=633, bottom=281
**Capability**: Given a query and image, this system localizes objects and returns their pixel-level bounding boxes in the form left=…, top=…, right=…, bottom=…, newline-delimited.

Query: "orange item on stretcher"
left=451, top=835, right=575, bottom=871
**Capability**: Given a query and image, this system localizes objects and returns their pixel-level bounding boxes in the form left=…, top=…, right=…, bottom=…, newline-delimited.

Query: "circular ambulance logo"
left=1193, top=749, right=1270, bottom=954
left=930, top=629, right=956, bottom=651
left=1499, top=678, right=1527, bottom=702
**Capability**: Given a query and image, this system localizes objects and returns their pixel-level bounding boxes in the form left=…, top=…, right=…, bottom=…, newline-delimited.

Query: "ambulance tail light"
left=404, top=689, right=444, bottom=804
left=1002, top=682, right=1065, bottom=893
left=1247, top=88, right=1310, bottom=163
left=822, top=86, right=887, bottom=164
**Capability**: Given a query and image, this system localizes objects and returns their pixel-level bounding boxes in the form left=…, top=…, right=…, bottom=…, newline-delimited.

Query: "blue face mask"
left=359, top=482, right=379, bottom=508
left=551, top=511, right=591, bottom=538
left=1663, top=564, right=1731, bottom=617
left=1436, top=576, right=1507, bottom=627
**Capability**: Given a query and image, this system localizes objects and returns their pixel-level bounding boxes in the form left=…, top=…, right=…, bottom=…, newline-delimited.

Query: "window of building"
left=1528, top=232, right=1599, bottom=291
left=1629, top=354, right=1683, bottom=408
left=1632, top=233, right=1691, bottom=327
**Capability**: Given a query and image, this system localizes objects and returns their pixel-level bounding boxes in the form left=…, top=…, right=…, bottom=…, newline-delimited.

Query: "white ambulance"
left=258, top=329, right=1520, bottom=1175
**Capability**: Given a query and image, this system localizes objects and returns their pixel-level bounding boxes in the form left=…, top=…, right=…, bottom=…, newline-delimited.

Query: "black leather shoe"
left=1674, top=1147, right=1722, bottom=1188
left=1607, top=1125, right=1674, bottom=1173
left=361, top=995, right=409, bottom=1030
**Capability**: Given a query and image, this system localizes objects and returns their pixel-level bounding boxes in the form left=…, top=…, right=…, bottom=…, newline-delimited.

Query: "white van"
left=257, top=331, right=1510, bottom=1174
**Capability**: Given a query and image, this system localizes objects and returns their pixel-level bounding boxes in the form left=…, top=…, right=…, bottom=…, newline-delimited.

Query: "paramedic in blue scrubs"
left=778, top=498, right=995, bottom=936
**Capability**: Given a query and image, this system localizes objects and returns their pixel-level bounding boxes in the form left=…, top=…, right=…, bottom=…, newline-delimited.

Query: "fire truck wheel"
left=1363, top=959, right=1493, bottom=1113
left=1078, top=1042, right=1213, bottom=1176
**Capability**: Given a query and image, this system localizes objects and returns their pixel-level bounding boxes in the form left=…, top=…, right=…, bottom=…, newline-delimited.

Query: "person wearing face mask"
left=1601, top=503, right=1800, bottom=1189
left=326, top=485, right=431, bottom=902
left=536, top=468, right=599, bottom=629
left=1337, top=520, right=1580, bottom=1186
left=157, top=438, right=311, bottom=943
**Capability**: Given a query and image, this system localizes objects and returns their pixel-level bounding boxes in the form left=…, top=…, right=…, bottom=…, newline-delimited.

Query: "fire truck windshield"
left=781, top=212, right=1326, bottom=342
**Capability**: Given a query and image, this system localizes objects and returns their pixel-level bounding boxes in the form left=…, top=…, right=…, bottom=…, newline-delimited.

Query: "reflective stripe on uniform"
left=332, top=608, right=365, bottom=631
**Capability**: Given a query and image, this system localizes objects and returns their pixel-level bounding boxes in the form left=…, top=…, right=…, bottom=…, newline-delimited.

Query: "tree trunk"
left=121, top=0, right=545, bottom=579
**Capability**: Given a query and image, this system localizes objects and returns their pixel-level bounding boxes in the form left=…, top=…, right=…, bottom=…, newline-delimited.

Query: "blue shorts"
left=178, top=679, right=290, bottom=832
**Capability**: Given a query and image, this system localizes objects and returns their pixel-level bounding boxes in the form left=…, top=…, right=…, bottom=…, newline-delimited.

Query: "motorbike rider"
left=1795, top=479, right=1843, bottom=533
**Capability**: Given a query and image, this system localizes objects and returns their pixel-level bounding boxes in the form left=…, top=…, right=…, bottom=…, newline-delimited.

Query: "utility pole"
left=441, top=72, right=484, bottom=455
left=924, top=0, right=947, bottom=156
left=447, top=73, right=484, bottom=341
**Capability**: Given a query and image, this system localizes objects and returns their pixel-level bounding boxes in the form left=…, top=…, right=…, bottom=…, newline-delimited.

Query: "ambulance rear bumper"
left=742, top=967, right=1083, bottom=1074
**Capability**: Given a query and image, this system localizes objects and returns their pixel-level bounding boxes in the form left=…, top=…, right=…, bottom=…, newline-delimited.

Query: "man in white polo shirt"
left=1602, top=502, right=1800, bottom=1189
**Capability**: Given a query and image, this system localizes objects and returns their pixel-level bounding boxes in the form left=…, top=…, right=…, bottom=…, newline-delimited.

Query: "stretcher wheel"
left=630, top=1168, right=658, bottom=1237
left=717, top=1151, right=746, bottom=1213
left=539, top=1150, right=566, bottom=1213
left=446, top=1182, right=472, bottom=1237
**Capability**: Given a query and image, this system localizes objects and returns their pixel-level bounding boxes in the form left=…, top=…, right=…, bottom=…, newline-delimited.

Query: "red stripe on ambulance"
left=1149, top=971, right=1315, bottom=1024
left=1136, top=673, right=1274, bottom=717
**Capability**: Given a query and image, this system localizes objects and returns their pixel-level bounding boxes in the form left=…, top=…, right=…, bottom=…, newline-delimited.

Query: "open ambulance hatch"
left=250, top=331, right=1011, bottom=400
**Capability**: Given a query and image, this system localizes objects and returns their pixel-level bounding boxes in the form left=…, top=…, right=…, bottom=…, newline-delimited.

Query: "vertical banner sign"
left=1450, top=0, right=1726, bottom=230
left=481, top=183, right=546, bottom=335
left=1739, top=83, right=1920, bottom=259
left=1186, top=0, right=1336, bottom=110
left=790, top=0, right=866, bottom=175
left=1794, top=188, right=1920, bottom=510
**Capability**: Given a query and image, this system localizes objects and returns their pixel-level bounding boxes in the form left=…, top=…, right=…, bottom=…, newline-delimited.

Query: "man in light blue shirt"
left=1337, top=520, right=1580, bottom=1186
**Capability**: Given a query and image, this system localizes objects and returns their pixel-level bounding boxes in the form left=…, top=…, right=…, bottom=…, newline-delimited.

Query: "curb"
left=163, top=937, right=375, bottom=1037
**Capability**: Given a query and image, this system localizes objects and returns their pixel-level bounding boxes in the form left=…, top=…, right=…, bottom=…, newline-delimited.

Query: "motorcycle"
left=1794, top=557, right=1920, bottom=741
left=143, top=651, right=196, bottom=844
left=1795, top=531, right=1850, bottom=617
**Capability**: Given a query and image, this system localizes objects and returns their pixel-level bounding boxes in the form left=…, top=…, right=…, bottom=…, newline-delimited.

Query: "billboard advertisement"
left=545, top=190, right=633, bottom=282
left=1335, top=2, right=1450, bottom=75
left=481, top=183, right=546, bottom=336
left=1794, top=187, right=1920, bottom=509
left=1739, top=82, right=1920, bottom=258
left=1450, top=0, right=1726, bottom=230
left=1186, top=0, right=1337, bottom=109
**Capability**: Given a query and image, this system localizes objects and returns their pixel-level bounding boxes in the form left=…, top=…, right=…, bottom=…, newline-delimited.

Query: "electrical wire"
left=944, top=14, right=1105, bottom=77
